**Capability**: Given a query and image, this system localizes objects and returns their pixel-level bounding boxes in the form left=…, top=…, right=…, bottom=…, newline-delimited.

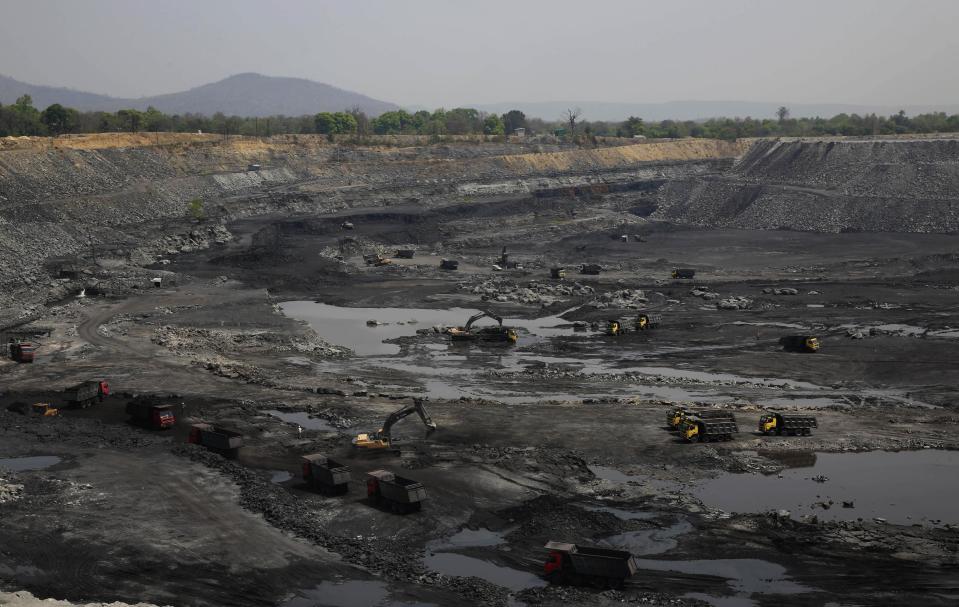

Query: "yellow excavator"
left=352, top=397, right=437, bottom=450
left=447, top=310, right=518, bottom=344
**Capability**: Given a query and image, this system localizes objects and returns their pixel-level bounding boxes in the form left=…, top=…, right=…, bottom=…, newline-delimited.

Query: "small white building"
left=513, top=127, right=526, bottom=137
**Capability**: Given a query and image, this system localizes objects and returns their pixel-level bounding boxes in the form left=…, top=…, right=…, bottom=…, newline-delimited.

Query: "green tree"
left=40, top=103, right=78, bottom=135
left=619, top=116, right=644, bottom=137
left=117, top=109, right=144, bottom=132
left=501, top=110, right=527, bottom=134
left=483, top=114, right=505, bottom=135
left=314, top=112, right=336, bottom=134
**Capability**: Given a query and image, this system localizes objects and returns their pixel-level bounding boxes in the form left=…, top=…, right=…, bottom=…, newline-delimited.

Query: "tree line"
left=3, top=94, right=959, bottom=141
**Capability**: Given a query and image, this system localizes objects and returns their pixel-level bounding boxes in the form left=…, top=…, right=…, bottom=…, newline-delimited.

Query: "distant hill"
left=473, top=100, right=959, bottom=122
left=0, top=73, right=399, bottom=117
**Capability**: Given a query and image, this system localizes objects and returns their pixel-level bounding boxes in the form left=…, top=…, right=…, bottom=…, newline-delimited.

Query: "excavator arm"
left=354, top=397, right=437, bottom=449
left=464, top=310, right=504, bottom=332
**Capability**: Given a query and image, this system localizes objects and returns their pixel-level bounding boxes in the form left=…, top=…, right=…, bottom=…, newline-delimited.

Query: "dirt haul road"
left=1, top=134, right=959, bottom=607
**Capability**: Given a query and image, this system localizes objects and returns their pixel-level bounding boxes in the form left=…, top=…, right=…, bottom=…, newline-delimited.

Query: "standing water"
left=692, top=449, right=959, bottom=525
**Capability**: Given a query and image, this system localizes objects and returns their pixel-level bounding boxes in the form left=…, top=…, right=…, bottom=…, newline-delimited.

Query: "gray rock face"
left=655, top=137, right=959, bottom=233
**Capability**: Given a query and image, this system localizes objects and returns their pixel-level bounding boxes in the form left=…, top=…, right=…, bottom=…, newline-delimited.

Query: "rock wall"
left=654, top=137, right=959, bottom=233
left=0, top=137, right=741, bottom=323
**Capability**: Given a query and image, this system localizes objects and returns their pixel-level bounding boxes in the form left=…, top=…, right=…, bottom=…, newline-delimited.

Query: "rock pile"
left=0, top=475, right=23, bottom=504
left=462, top=278, right=594, bottom=305
left=717, top=296, right=753, bottom=310
left=152, top=326, right=350, bottom=357
left=689, top=287, right=721, bottom=300
left=588, top=289, right=648, bottom=309
left=763, top=287, right=799, bottom=295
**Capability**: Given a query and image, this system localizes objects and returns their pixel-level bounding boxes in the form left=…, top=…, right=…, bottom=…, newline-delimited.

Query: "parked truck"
left=779, top=335, right=820, bottom=353
left=679, top=415, right=738, bottom=442
left=550, top=267, right=567, bottom=279
left=580, top=263, right=603, bottom=275
left=302, top=453, right=351, bottom=495
left=667, top=407, right=735, bottom=430
left=366, top=469, right=427, bottom=513
left=671, top=268, right=696, bottom=279
left=63, top=380, right=110, bottom=408
left=395, top=249, right=416, bottom=259
left=635, top=313, right=661, bottom=331
left=126, top=401, right=176, bottom=430
left=440, top=259, right=459, bottom=270
left=758, top=411, right=817, bottom=436
left=188, top=423, right=243, bottom=457
left=543, top=541, right=638, bottom=589
left=8, top=341, right=35, bottom=363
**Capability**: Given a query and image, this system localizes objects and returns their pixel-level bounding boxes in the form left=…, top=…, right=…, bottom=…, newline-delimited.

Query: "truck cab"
left=9, top=341, right=34, bottom=363
left=606, top=320, right=623, bottom=336
left=759, top=413, right=778, bottom=434
left=680, top=418, right=701, bottom=441
left=150, top=405, right=176, bottom=429
left=668, top=407, right=689, bottom=429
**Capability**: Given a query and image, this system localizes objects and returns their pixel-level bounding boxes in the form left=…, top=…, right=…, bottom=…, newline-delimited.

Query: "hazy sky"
left=1, top=0, right=957, bottom=106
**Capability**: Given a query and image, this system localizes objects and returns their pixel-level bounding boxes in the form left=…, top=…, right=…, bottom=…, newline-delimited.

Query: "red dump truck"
left=63, top=380, right=110, bottom=408
left=366, top=469, right=427, bottom=513
left=302, top=453, right=351, bottom=495
left=9, top=341, right=35, bottom=363
left=544, top=541, right=638, bottom=588
left=188, top=424, right=244, bottom=457
left=126, top=401, right=176, bottom=430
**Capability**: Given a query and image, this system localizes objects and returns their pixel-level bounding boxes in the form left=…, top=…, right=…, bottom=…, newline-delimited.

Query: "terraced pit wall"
left=654, top=136, right=959, bottom=233
left=0, top=136, right=747, bottom=322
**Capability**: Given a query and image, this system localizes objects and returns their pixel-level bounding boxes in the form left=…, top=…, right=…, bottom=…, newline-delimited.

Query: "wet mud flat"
left=4, top=155, right=959, bottom=606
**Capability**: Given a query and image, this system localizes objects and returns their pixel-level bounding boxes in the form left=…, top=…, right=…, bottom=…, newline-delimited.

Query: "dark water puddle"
left=423, top=552, right=547, bottom=592
left=601, top=519, right=694, bottom=555
left=636, top=557, right=810, bottom=596
left=0, top=456, right=61, bottom=472
left=280, top=302, right=576, bottom=357
left=270, top=470, right=293, bottom=484
left=683, top=591, right=758, bottom=607
left=757, top=450, right=817, bottom=471
left=588, top=465, right=642, bottom=483
left=427, top=527, right=507, bottom=551
left=266, top=410, right=336, bottom=432
left=580, top=504, right=658, bottom=520
left=281, top=580, right=436, bottom=607
left=693, top=449, right=959, bottom=525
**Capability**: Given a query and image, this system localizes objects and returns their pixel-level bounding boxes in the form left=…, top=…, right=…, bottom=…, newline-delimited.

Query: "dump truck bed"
left=568, top=547, right=638, bottom=579
left=545, top=542, right=638, bottom=579
left=700, top=418, right=739, bottom=434
left=373, top=472, right=427, bottom=504
left=63, top=381, right=100, bottom=403
left=195, top=425, right=243, bottom=450
left=694, top=410, right=735, bottom=420
left=305, top=454, right=351, bottom=486
left=778, top=414, right=818, bottom=429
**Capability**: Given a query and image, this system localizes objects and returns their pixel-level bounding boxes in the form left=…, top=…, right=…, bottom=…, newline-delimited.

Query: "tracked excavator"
left=352, top=397, right=437, bottom=450
left=447, top=310, right=518, bottom=344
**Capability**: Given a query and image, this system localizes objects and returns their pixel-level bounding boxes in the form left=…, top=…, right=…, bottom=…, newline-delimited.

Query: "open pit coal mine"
left=1, top=133, right=958, bottom=607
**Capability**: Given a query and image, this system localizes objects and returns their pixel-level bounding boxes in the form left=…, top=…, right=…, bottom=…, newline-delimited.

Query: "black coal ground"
left=2, top=198, right=959, bottom=607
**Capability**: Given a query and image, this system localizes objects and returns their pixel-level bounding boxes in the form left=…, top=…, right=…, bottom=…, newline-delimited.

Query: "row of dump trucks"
left=667, top=407, right=817, bottom=442
left=301, top=454, right=426, bottom=512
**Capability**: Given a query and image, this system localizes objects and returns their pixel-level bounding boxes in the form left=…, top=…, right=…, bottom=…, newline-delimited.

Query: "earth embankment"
left=655, top=136, right=959, bottom=233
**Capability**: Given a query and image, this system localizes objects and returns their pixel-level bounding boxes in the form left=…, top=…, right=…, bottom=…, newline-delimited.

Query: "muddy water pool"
left=692, top=449, right=959, bottom=525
